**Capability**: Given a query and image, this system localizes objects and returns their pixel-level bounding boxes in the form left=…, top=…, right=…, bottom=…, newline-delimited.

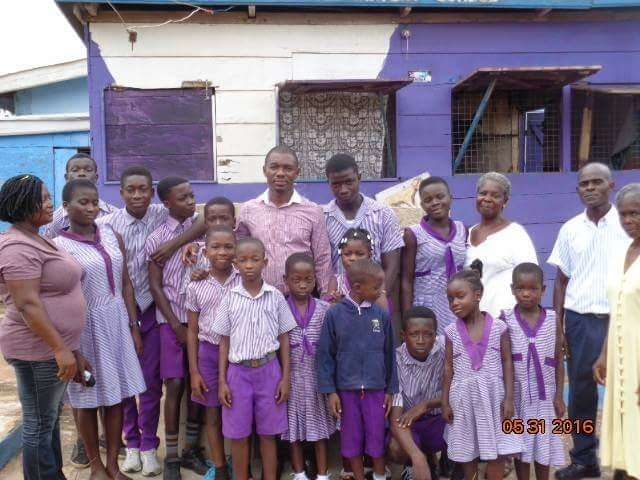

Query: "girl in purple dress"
left=442, top=270, right=522, bottom=480
left=402, top=177, right=467, bottom=335
left=501, top=263, right=565, bottom=480
left=282, top=253, right=335, bottom=480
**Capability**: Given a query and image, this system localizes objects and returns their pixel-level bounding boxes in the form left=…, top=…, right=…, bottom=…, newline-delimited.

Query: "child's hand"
left=383, top=393, right=393, bottom=418
left=328, top=393, right=342, bottom=419
left=191, top=371, right=209, bottom=401
left=275, top=378, right=290, bottom=404
left=131, top=327, right=144, bottom=357
left=327, top=289, right=342, bottom=304
left=190, top=268, right=208, bottom=282
left=172, top=323, right=188, bottom=345
left=501, top=399, right=514, bottom=420
left=553, top=393, right=566, bottom=419
left=181, top=243, right=200, bottom=266
left=397, top=403, right=426, bottom=428
left=441, top=404, right=453, bottom=424
left=593, top=354, right=607, bottom=385
left=219, top=381, right=232, bottom=408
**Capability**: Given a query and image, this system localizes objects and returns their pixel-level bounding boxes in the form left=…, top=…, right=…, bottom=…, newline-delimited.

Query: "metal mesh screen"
left=452, top=90, right=562, bottom=174
left=571, top=90, right=640, bottom=170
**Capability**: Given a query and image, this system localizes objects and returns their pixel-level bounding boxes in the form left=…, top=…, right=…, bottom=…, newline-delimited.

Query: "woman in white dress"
left=465, top=172, right=538, bottom=318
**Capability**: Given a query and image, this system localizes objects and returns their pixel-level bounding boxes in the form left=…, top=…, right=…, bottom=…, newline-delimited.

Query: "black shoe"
left=70, top=439, right=90, bottom=469
left=163, top=458, right=182, bottom=480
left=181, top=447, right=209, bottom=475
left=554, top=464, right=601, bottom=480
left=439, top=455, right=453, bottom=478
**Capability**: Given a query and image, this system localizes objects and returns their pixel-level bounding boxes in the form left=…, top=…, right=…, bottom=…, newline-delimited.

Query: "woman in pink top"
left=0, top=174, right=89, bottom=480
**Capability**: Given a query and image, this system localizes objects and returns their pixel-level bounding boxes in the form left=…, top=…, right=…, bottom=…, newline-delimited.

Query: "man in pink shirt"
left=236, top=146, right=333, bottom=295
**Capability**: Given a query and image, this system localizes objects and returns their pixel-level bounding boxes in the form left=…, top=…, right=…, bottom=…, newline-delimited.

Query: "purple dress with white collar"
left=502, top=307, right=565, bottom=466
left=54, top=225, right=146, bottom=408
left=444, top=313, right=522, bottom=462
left=407, top=218, right=466, bottom=335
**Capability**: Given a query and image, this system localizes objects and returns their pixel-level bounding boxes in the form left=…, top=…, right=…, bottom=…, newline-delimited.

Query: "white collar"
left=259, top=189, right=302, bottom=207
left=581, top=204, right=617, bottom=227
left=232, top=280, right=277, bottom=299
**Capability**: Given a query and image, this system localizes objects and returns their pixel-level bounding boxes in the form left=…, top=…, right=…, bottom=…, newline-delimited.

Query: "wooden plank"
left=105, top=91, right=212, bottom=126
left=578, top=91, right=594, bottom=167
left=107, top=153, right=214, bottom=182
left=278, top=79, right=412, bottom=95
left=106, top=124, right=212, bottom=156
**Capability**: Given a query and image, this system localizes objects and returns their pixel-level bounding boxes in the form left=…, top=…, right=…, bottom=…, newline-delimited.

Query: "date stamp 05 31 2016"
left=501, top=419, right=594, bottom=435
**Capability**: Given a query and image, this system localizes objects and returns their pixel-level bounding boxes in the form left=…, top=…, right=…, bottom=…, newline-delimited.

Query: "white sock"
left=373, top=473, right=386, bottom=480
left=294, top=472, right=309, bottom=480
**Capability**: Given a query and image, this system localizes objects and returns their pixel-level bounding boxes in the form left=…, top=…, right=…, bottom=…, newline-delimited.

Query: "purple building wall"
left=87, top=19, right=640, bottom=304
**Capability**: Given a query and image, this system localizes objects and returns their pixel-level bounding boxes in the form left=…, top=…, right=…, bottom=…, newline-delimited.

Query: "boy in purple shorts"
left=388, top=306, right=447, bottom=480
left=186, top=225, right=240, bottom=480
left=316, top=259, right=398, bottom=480
left=146, top=176, right=208, bottom=479
left=213, top=237, right=296, bottom=480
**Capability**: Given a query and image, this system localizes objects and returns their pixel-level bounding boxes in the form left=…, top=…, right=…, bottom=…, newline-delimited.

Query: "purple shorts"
left=159, top=324, right=187, bottom=380
left=387, top=414, right=446, bottom=454
left=339, top=389, right=386, bottom=459
left=222, top=357, right=287, bottom=440
left=191, top=341, right=220, bottom=408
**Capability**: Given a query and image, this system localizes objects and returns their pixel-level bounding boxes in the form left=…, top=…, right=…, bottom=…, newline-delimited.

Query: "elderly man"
left=236, top=145, right=333, bottom=294
left=548, top=162, right=630, bottom=480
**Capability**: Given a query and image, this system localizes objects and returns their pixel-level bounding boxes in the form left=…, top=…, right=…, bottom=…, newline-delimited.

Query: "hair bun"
left=469, top=259, right=483, bottom=277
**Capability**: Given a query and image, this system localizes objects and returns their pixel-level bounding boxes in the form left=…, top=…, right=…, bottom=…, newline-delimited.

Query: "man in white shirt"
left=548, top=162, right=630, bottom=480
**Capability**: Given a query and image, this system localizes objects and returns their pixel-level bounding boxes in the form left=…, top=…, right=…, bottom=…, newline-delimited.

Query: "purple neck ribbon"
left=456, top=312, right=493, bottom=371
left=514, top=305, right=548, bottom=402
left=60, top=226, right=116, bottom=295
left=287, top=295, right=317, bottom=361
left=420, top=217, right=459, bottom=280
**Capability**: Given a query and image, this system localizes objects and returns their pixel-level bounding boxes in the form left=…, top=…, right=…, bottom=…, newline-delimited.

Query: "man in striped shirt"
left=324, top=153, right=404, bottom=310
left=389, top=307, right=446, bottom=480
left=235, top=146, right=333, bottom=295
left=548, top=162, right=630, bottom=480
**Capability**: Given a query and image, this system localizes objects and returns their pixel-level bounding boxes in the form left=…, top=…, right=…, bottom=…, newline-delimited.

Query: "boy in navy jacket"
left=316, top=259, right=398, bottom=480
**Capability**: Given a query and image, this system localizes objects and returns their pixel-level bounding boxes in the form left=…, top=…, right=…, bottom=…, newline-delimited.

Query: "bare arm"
left=218, top=336, right=232, bottom=407
left=116, top=233, right=143, bottom=355
left=276, top=332, right=291, bottom=403
left=553, top=311, right=567, bottom=417
left=401, top=228, right=417, bottom=313
left=381, top=248, right=401, bottom=299
left=311, top=210, right=334, bottom=295
left=148, top=260, right=184, bottom=341
left=186, top=310, right=200, bottom=376
left=553, top=268, right=569, bottom=354
left=390, top=406, right=429, bottom=479
left=5, top=278, right=77, bottom=381
left=150, top=215, right=206, bottom=266
left=441, top=337, right=454, bottom=423
left=500, top=332, right=515, bottom=419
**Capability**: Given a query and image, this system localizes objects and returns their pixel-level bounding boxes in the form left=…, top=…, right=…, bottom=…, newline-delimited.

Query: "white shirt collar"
left=345, top=292, right=372, bottom=309
left=581, top=204, right=617, bottom=227
left=259, top=189, right=302, bottom=207
left=232, top=280, right=277, bottom=299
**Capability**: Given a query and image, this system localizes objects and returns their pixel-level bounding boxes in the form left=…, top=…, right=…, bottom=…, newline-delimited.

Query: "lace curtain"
left=278, top=90, right=391, bottom=180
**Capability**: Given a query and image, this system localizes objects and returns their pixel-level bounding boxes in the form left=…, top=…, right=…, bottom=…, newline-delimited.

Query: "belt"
left=236, top=351, right=276, bottom=368
left=593, top=314, right=610, bottom=320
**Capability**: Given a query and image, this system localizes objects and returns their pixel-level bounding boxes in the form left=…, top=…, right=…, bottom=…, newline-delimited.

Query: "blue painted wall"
left=15, top=77, right=88, bottom=115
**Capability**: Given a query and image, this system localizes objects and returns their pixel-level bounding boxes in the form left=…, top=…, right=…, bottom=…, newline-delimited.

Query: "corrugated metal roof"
left=54, top=0, right=640, bottom=9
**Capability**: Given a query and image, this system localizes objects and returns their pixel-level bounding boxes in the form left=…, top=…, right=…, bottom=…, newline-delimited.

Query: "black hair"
left=449, top=269, right=484, bottom=294
left=236, top=237, right=265, bottom=256
left=338, top=228, right=372, bottom=255
left=325, top=153, right=359, bottom=177
left=62, top=179, right=98, bottom=202
left=0, top=174, right=45, bottom=224
left=418, top=176, right=450, bottom=194
left=120, top=165, right=153, bottom=187
left=285, top=252, right=315, bottom=275
left=204, top=196, right=235, bottom=218
left=265, top=145, right=299, bottom=167
left=469, top=259, right=483, bottom=277
left=65, top=152, right=97, bottom=172
left=512, top=262, right=544, bottom=286
left=402, top=306, right=438, bottom=332
left=157, top=176, right=189, bottom=202
left=205, top=224, right=236, bottom=243
left=346, top=258, right=384, bottom=286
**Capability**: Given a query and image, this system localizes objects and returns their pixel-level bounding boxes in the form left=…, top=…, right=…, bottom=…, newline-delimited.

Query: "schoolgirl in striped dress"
left=54, top=179, right=145, bottom=480
left=281, top=253, right=335, bottom=480
left=442, top=270, right=522, bottom=480
left=402, top=177, right=467, bottom=335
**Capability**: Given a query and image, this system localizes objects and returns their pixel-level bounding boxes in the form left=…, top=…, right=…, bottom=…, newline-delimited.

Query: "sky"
left=0, top=0, right=86, bottom=76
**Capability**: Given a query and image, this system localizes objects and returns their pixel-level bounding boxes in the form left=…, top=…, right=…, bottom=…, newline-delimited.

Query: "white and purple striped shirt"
left=212, top=281, right=297, bottom=363
left=392, top=339, right=444, bottom=414
left=145, top=215, right=195, bottom=324
left=547, top=206, right=630, bottom=314
left=97, top=204, right=169, bottom=312
left=185, top=269, right=241, bottom=345
left=324, top=195, right=404, bottom=274
left=43, top=200, right=117, bottom=239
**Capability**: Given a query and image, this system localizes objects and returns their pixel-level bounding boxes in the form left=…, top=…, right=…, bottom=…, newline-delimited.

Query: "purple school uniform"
left=408, top=218, right=466, bottom=335
left=444, top=314, right=523, bottom=462
left=503, top=307, right=565, bottom=466
left=282, top=297, right=336, bottom=442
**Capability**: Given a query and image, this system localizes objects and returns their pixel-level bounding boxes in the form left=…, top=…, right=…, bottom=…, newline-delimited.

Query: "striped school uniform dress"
left=55, top=225, right=146, bottom=408
left=282, top=297, right=336, bottom=443
left=503, top=307, right=565, bottom=467
left=444, top=314, right=522, bottom=462
left=408, top=218, right=467, bottom=335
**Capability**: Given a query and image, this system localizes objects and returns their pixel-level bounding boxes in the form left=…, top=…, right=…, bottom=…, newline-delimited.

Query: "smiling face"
left=65, top=157, right=98, bottom=183
left=328, top=168, right=361, bottom=206
left=120, top=174, right=154, bottom=218
left=234, top=241, right=267, bottom=283
left=285, top=260, right=316, bottom=300
left=476, top=179, right=507, bottom=220
left=447, top=278, right=481, bottom=319
left=420, top=182, right=452, bottom=221
left=577, top=164, right=613, bottom=209
left=205, top=230, right=236, bottom=273
left=511, top=272, right=544, bottom=311
left=403, top=316, right=437, bottom=361
left=164, top=182, right=196, bottom=221
left=618, top=194, right=640, bottom=240
left=64, top=186, right=100, bottom=227
left=263, top=152, right=299, bottom=195
left=30, top=185, right=55, bottom=227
